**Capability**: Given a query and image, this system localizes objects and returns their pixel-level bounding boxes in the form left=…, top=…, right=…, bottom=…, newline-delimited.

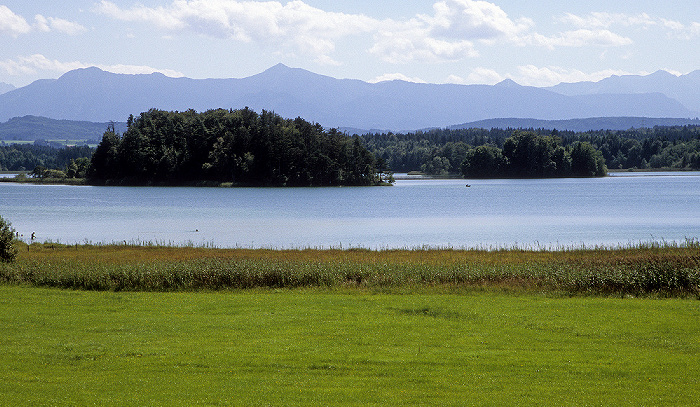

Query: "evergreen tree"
left=0, top=215, right=18, bottom=263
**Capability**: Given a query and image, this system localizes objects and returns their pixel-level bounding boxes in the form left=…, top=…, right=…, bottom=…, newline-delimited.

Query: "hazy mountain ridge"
left=548, top=70, right=700, bottom=113
left=3, top=116, right=698, bottom=144
left=448, top=117, right=700, bottom=132
left=0, top=115, right=127, bottom=142
left=0, top=64, right=698, bottom=132
left=0, top=82, right=16, bottom=95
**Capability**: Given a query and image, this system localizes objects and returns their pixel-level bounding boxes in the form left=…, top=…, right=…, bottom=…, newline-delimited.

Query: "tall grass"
left=1, top=240, right=698, bottom=296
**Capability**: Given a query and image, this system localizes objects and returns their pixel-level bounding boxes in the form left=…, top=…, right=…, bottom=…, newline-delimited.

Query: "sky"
left=1, top=0, right=699, bottom=88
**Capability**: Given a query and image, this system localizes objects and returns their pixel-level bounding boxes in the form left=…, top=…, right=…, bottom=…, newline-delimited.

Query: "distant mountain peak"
left=255, top=63, right=334, bottom=83
left=260, top=63, right=295, bottom=75
left=58, top=66, right=110, bottom=82
left=495, top=78, right=520, bottom=88
left=649, top=69, right=675, bottom=77
left=269, top=63, right=291, bottom=70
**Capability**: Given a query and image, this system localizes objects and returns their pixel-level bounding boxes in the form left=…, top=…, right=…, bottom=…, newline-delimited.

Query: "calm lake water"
left=1, top=172, right=699, bottom=249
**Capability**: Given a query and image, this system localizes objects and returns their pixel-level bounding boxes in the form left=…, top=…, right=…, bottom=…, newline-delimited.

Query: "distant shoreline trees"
left=361, top=125, right=700, bottom=176
left=460, top=131, right=607, bottom=178
left=88, top=108, right=390, bottom=187
left=0, top=144, right=92, bottom=173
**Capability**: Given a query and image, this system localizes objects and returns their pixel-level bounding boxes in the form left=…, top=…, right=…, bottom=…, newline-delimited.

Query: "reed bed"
left=1, top=240, right=699, bottom=296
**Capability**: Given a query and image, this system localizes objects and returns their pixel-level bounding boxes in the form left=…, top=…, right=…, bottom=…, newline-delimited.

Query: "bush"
left=0, top=215, right=18, bottom=263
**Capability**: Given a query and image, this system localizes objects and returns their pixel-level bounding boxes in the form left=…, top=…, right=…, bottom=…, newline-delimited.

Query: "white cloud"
left=0, top=54, right=184, bottom=78
left=369, top=73, right=427, bottom=83
left=97, top=64, right=185, bottom=77
left=95, top=0, right=379, bottom=62
left=34, top=15, right=87, bottom=35
left=528, top=29, right=633, bottom=49
left=95, top=0, right=678, bottom=65
left=662, top=19, right=686, bottom=31
left=370, top=24, right=478, bottom=63
left=560, top=12, right=699, bottom=40
left=0, top=5, right=85, bottom=37
left=445, top=74, right=467, bottom=84
left=0, top=5, right=32, bottom=36
left=470, top=67, right=505, bottom=84
left=0, top=55, right=84, bottom=76
left=370, top=0, right=531, bottom=63
left=661, top=19, right=700, bottom=39
left=33, top=15, right=51, bottom=32
left=95, top=1, right=186, bottom=30
left=96, top=0, right=525, bottom=64
left=513, top=65, right=634, bottom=87
left=558, top=12, right=656, bottom=29
left=314, top=54, right=342, bottom=66
left=425, top=0, right=532, bottom=41
left=383, top=66, right=639, bottom=87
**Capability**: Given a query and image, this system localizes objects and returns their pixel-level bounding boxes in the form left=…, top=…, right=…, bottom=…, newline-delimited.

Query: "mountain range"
left=0, top=64, right=699, bottom=132
left=448, top=117, right=700, bottom=133
left=548, top=70, right=700, bottom=114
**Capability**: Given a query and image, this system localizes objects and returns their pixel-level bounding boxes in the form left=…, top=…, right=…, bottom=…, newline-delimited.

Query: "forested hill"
left=0, top=116, right=127, bottom=142
left=88, top=108, right=389, bottom=187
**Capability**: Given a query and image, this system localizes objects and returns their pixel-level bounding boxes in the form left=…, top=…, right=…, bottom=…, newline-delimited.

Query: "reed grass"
left=1, top=240, right=699, bottom=296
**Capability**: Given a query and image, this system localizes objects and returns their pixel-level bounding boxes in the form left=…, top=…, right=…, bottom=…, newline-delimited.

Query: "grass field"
left=1, top=243, right=699, bottom=405
left=1, top=285, right=699, bottom=406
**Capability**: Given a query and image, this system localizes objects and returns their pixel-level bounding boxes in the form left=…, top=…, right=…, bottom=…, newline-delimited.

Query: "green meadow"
left=1, top=243, right=699, bottom=405
left=2, top=286, right=699, bottom=406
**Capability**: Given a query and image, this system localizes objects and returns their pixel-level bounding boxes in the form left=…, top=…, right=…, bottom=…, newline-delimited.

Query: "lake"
left=1, top=172, right=699, bottom=249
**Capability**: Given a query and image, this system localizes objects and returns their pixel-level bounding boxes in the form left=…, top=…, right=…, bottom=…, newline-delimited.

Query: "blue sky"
left=1, top=0, right=698, bottom=87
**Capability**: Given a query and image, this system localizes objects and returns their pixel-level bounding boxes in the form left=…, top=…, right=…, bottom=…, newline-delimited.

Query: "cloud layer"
left=2, top=1, right=698, bottom=87
left=94, top=0, right=642, bottom=65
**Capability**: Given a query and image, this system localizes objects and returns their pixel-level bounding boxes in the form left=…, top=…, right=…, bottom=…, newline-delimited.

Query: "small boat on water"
left=466, top=184, right=471, bottom=187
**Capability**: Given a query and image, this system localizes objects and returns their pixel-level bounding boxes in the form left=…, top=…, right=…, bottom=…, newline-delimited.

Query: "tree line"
left=361, top=125, right=700, bottom=175
left=3, top=118, right=700, bottom=180
left=0, top=144, right=92, bottom=174
left=88, top=108, right=389, bottom=186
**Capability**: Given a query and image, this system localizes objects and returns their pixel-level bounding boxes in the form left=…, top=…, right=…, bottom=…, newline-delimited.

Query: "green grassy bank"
left=1, top=286, right=698, bottom=406
left=2, top=242, right=699, bottom=296
left=1, top=244, right=699, bottom=405
left=0, top=176, right=88, bottom=185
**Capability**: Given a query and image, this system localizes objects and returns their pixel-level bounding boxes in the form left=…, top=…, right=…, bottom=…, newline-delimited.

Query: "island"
left=88, top=108, right=392, bottom=187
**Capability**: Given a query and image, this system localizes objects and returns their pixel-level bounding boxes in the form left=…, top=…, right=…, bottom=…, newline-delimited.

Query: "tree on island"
left=88, top=108, right=390, bottom=187
left=461, top=131, right=607, bottom=178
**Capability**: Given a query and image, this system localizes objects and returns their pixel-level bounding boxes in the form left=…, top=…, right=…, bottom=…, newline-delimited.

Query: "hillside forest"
left=1, top=109, right=700, bottom=181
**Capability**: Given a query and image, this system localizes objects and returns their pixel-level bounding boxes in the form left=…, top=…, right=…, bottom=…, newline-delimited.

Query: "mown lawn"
left=1, top=285, right=698, bottom=406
